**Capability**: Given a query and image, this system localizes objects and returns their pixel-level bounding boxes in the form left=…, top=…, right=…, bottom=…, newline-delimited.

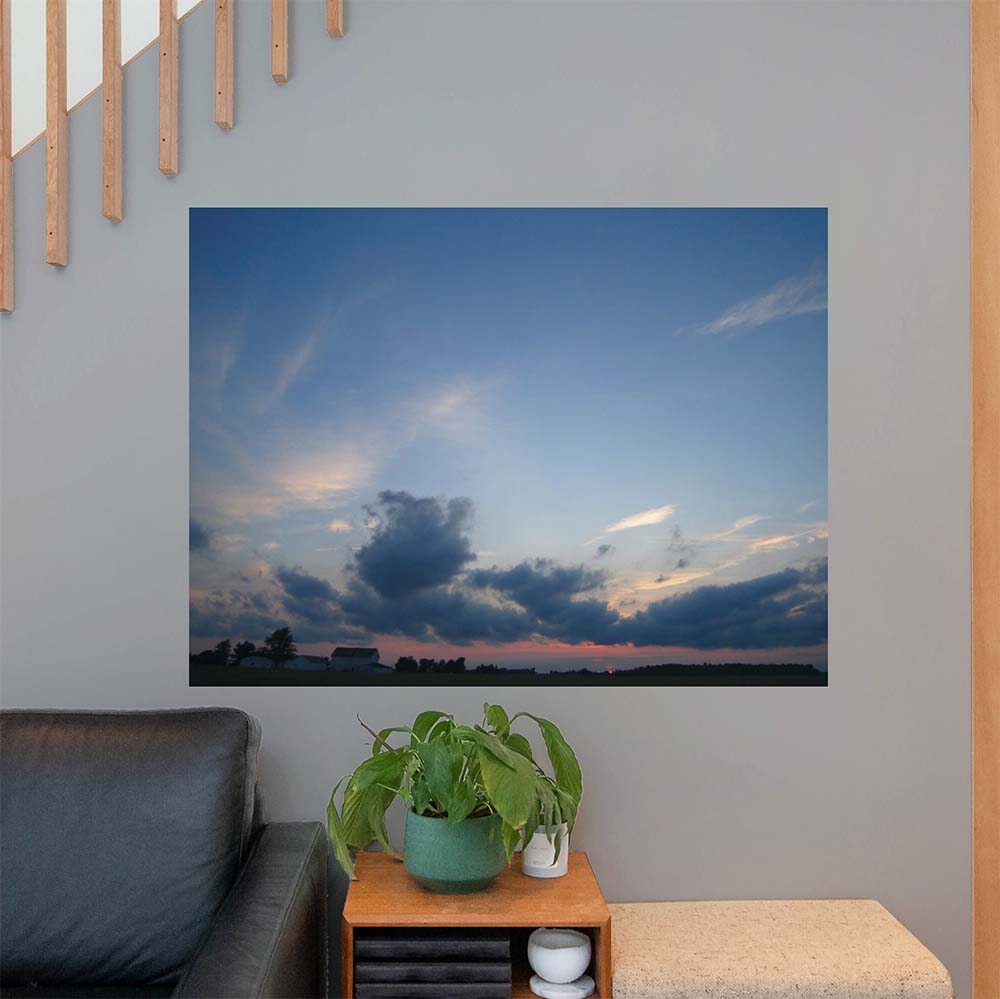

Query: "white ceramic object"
left=522, top=824, right=570, bottom=878
left=527, top=927, right=592, bottom=985
left=529, top=974, right=595, bottom=999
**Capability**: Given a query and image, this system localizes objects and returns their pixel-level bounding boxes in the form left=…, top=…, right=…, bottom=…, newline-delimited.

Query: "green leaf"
left=501, top=821, right=521, bottom=863
left=513, top=713, right=583, bottom=830
left=464, top=728, right=522, bottom=770
left=372, top=726, right=411, bottom=755
left=366, top=793, right=403, bottom=859
left=352, top=750, right=406, bottom=791
left=411, top=776, right=432, bottom=817
left=505, top=732, right=534, bottom=762
left=445, top=781, right=478, bottom=826
left=427, top=717, right=454, bottom=742
left=553, top=824, right=565, bottom=864
left=411, top=710, right=450, bottom=743
left=484, top=703, right=510, bottom=736
left=340, top=782, right=376, bottom=848
left=413, top=738, right=453, bottom=811
left=477, top=746, right=538, bottom=831
left=326, top=777, right=356, bottom=880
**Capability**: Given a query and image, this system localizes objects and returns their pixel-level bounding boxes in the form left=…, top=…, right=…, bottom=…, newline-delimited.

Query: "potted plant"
left=327, top=703, right=583, bottom=893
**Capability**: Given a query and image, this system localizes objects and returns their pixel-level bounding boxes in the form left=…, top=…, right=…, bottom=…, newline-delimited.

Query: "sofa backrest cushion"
left=0, top=709, right=261, bottom=987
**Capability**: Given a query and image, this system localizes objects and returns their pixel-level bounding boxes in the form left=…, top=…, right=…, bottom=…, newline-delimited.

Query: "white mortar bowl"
left=527, top=928, right=592, bottom=984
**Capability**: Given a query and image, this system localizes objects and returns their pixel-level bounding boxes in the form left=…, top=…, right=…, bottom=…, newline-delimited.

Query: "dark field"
left=190, top=663, right=828, bottom=687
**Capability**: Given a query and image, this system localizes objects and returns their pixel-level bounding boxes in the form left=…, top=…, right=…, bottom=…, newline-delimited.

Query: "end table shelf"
left=342, top=851, right=612, bottom=998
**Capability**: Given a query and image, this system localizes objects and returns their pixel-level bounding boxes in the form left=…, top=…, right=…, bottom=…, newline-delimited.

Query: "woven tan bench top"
left=609, top=899, right=953, bottom=999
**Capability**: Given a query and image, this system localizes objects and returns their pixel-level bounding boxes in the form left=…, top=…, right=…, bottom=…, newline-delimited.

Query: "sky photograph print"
left=189, top=208, right=828, bottom=686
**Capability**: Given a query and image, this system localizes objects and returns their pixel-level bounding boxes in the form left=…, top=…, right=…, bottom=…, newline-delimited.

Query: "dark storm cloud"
left=613, top=560, right=828, bottom=650
left=594, top=543, right=615, bottom=559
left=189, top=587, right=282, bottom=638
left=353, top=491, right=477, bottom=599
left=676, top=558, right=689, bottom=569
left=274, top=565, right=344, bottom=626
left=190, top=519, right=212, bottom=551
left=190, top=489, right=828, bottom=652
left=192, top=555, right=828, bottom=650
left=467, top=559, right=619, bottom=644
left=191, top=570, right=368, bottom=645
left=469, top=559, right=606, bottom=613
left=338, top=578, right=532, bottom=645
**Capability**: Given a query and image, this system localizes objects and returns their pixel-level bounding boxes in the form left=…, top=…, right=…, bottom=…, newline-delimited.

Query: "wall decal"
left=189, top=208, right=828, bottom=686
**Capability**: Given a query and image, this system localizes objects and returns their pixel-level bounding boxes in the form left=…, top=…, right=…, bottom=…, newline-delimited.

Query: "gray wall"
left=0, top=1, right=971, bottom=995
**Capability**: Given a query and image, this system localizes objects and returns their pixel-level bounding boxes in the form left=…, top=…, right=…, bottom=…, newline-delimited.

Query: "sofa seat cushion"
left=0, top=710, right=261, bottom=988
left=609, top=899, right=953, bottom=999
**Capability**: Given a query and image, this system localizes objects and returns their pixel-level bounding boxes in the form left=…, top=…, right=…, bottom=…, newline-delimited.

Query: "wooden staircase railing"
left=0, top=0, right=345, bottom=314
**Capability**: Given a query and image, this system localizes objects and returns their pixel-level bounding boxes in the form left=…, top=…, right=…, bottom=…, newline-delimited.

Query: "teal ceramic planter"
left=403, top=811, right=506, bottom=893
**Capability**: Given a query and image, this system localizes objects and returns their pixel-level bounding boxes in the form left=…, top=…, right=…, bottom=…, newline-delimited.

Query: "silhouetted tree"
left=263, top=627, right=297, bottom=662
left=213, top=639, right=232, bottom=665
left=395, top=656, right=419, bottom=672
left=231, top=640, right=256, bottom=665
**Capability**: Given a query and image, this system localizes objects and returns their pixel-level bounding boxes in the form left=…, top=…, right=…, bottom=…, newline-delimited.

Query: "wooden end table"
left=342, top=851, right=612, bottom=998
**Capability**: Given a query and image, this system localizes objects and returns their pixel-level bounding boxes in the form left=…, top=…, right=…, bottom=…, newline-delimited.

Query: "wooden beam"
left=102, top=0, right=122, bottom=221
left=159, top=0, right=178, bottom=176
left=214, top=0, right=233, bottom=128
left=327, top=0, right=344, bottom=39
left=272, top=0, right=288, bottom=84
left=973, top=2, right=1000, bottom=997
left=0, top=0, right=12, bottom=311
left=45, top=0, right=67, bottom=266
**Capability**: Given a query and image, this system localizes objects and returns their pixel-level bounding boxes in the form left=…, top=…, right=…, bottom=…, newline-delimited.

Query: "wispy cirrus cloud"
left=255, top=279, right=396, bottom=414
left=606, top=503, right=676, bottom=534
left=683, top=271, right=827, bottom=337
left=750, top=524, right=827, bottom=553
left=704, top=514, right=767, bottom=541
left=257, top=331, right=319, bottom=413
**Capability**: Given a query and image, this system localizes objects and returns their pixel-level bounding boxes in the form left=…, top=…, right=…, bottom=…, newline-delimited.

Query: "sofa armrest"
left=173, top=822, right=328, bottom=999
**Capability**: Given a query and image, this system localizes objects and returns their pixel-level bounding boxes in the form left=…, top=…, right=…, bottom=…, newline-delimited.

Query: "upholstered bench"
left=609, top=899, right=953, bottom=999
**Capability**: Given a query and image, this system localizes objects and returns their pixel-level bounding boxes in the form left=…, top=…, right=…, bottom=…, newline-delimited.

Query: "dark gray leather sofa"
left=0, top=709, right=328, bottom=998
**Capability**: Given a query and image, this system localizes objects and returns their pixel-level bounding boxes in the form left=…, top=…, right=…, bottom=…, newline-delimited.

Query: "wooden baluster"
left=102, top=0, right=122, bottom=221
left=45, top=0, right=68, bottom=266
left=272, top=0, right=288, bottom=84
left=215, top=0, right=234, bottom=128
left=159, top=0, right=178, bottom=175
left=327, top=0, right=343, bottom=39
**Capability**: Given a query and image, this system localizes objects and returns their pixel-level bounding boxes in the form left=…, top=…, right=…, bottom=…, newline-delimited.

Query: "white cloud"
left=750, top=524, right=828, bottom=553
left=407, top=377, right=493, bottom=444
left=686, top=272, right=827, bottom=336
left=258, top=541, right=281, bottom=552
left=215, top=533, right=246, bottom=554
left=328, top=519, right=353, bottom=533
left=749, top=534, right=801, bottom=553
left=258, top=331, right=319, bottom=413
left=606, top=503, right=676, bottom=534
left=705, top=514, right=767, bottom=541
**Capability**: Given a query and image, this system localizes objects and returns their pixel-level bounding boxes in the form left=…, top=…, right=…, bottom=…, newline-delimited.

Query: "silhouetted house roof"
left=332, top=647, right=380, bottom=659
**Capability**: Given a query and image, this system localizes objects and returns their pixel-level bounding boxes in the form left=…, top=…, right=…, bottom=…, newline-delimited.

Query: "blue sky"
left=189, top=208, right=828, bottom=669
